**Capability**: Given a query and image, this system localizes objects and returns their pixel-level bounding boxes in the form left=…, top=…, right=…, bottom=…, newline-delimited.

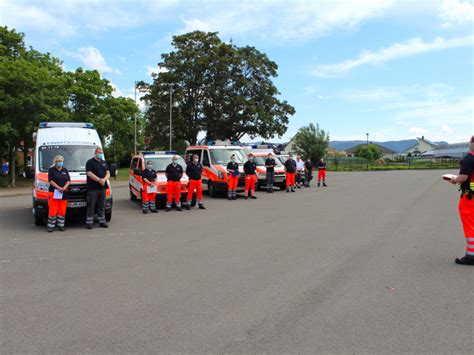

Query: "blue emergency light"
left=39, top=122, right=94, bottom=128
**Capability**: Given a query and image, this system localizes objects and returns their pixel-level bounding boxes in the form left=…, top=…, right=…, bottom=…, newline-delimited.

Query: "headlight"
left=258, top=172, right=266, bottom=178
left=35, top=180, right=49, bottom=191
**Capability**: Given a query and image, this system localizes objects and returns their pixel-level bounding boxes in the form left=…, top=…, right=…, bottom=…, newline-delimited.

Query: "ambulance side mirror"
left=109, top=164, right=117, bottom=177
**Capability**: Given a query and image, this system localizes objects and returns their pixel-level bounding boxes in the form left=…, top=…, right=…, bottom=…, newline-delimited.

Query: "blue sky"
left=1, top=0, right=473, bottom=143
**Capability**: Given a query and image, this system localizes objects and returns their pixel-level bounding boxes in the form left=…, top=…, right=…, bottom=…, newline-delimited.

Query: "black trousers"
left=266, top=171, right=275, bottom=188
left=86, top=189, right=106, bottom=225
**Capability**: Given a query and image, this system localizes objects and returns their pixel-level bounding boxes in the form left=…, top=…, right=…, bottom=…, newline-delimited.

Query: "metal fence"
left=325, top=157, right=461, bottom=171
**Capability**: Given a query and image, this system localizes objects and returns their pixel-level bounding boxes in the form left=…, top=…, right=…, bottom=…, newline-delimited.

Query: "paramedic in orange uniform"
left=450, top=136, right=474, bottom=265
left=284, top=154, right=297, bottom=192
left=47, top=155, right=71, bottom=233
left=165, top=155, right=184, bottom=211
left=227, top=154, right=239, bottom=200
left=185, top=154, right=206, bottom=210
left=141, top=160, right=158, bottom=214
left=243, top=153, right=257, bottom=199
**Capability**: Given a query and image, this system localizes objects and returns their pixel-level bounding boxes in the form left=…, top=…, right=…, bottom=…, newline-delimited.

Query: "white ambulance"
left=32, top=122, right=115, bottom=226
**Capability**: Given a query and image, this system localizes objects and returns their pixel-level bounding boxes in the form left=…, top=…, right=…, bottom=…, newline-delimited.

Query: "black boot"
left=186, top=204, right=191, bottom=210
left=455, top=255, right=474, bottom=265
left=47, top=226, right=54, bottom=233
left=323, top=182, right=327, bottom=187
left=318, top=182, right=321, bottom=187
left=199, top=204, right=206, bottom=210
left=251, top=196, right=257, bottom=199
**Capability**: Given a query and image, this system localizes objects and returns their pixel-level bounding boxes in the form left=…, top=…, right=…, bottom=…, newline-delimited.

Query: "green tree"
left=355, top=144, right=383, bottom=160
left=0, top=27, right=69, bottom=185
left=293, top=123, right=330, bottom=163
left=66, top=68, right=139, bottom=165
left=141, top=31, right=295, bottom=146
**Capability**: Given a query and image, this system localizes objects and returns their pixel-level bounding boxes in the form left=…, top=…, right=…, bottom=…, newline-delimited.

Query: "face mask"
left=97, top=153, right=104, bottom=160
left=147, top=165, right=153, bottom=170
left=232, top=158, right=236, bottom=162
left=172, top=159, right=178, bottom=164
left=249, top=158, right=254, bottom=162
left=193, top=158, right=199, bottom=163
left=56, top=161, right=64, bottom=168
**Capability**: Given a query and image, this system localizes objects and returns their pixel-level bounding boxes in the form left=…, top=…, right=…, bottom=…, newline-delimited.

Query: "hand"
left=450, top=177, right=457, bottom=184
left=58, top=187, right=64, bottom=192
left=100, top=178, right=106, bottom=186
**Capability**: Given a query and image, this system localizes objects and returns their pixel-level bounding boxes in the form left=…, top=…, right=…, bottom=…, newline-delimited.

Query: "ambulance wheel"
left=208, top=181, right=217, bottom=197
left=34, top=214, right=46, bottom=226
left=129, top=185, right=137, bottom=200
left=105, top=210, right=112, bottom=222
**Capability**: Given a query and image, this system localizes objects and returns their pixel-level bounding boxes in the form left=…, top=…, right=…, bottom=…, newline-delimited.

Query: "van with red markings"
left=129, top=152, right=194, bottom=207
left=185, top=143, right=250, bottom=197
left=250, top=150, right=287, bottom=191
left=32, top=122, right=115, bottom=226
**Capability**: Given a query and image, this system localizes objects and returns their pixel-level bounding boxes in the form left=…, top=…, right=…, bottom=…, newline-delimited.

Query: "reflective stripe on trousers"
left=459, top=195, right=474, bottom=256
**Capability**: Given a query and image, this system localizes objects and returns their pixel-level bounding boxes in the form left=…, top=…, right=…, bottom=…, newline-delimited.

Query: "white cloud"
left=408, top=127, right=427, bottom=135
left=177, top=0, right=395, bottom=41
left=312, top=35, right=474, bottom=77
left=440, top=124, right=454, bottom=134
left=71, top=46, right=119, bottom=74
left=440, top=0, right=474, bottom=27
left=145, top=65, right=168, bottom=77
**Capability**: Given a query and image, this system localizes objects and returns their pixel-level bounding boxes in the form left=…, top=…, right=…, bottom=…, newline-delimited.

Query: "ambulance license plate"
left=68, top=201, right=87, bottom=208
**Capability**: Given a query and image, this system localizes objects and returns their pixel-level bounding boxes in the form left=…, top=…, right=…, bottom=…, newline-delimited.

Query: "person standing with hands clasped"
left=318, top=158, right=327, bottom=187
left=304, top=158, right=314, bottom=187
left=227, top=154, right=239, bottom=200
left=165, top=155, right=184, bottom=212
left=47, top=155, right=70, bottom=232
left=295, top=154, right=304, bottom=188
left=186, top=154, right=206, bottom=210
left=141, top=160, right=158, bottom=214
left=244, top=153, right=257, bottom=199
left=449, top=136, right=474, bottom=265
left=265, top=152, right=276, bottom=193
left=86, top=148, right=110, bottom=229
left=284, top=154, right=297, bottom=193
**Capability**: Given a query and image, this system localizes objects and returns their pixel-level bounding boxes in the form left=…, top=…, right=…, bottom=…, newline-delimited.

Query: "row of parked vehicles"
left=129, top=143, right=293, bottom=207
left=29, top=122, right=293, bottom=224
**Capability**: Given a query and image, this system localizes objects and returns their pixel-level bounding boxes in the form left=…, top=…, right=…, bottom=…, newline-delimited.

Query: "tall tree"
left=0, top=27, right=69, bottom=185
left=141, top=31, right=295, bottom=146
left=293, top=123, right=330, bottom=163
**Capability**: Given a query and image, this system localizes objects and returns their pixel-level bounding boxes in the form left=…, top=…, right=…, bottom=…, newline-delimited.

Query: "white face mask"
left=147, top=165, right=153, bottom=170
left=193, top=158, right=199, bottom=163
left=172, top=159, right=178, bottom=165
left=232, top=158, right=236, bottom=162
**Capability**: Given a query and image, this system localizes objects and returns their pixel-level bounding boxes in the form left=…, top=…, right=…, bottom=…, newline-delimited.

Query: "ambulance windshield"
left=39, top=145, right=98, bottom=172
left=148, top=156, right=187, bottom=172
left=210, top=149, right=248, bottom=165
left=253, top=156, right=283, bottom=167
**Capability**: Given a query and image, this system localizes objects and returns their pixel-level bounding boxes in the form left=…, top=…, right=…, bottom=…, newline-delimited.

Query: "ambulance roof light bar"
left=206, top=140, right=241, bottom=146
left=39, top=122, right=94, bottom=129
left=141, top=150, right=177, bottom=155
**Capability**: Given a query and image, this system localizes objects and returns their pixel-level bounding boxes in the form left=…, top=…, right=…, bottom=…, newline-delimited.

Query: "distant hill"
left=329, top=139, right=419, bottom=153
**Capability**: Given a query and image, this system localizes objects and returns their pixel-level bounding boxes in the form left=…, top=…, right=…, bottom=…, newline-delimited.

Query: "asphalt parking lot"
left=0, top=170, right=472, bottom=354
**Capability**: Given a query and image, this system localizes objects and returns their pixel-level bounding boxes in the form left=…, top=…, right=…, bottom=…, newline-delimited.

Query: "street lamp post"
left=169, top=86, right=173, bottom=151
left=134, top=81, right=138, bottom=155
